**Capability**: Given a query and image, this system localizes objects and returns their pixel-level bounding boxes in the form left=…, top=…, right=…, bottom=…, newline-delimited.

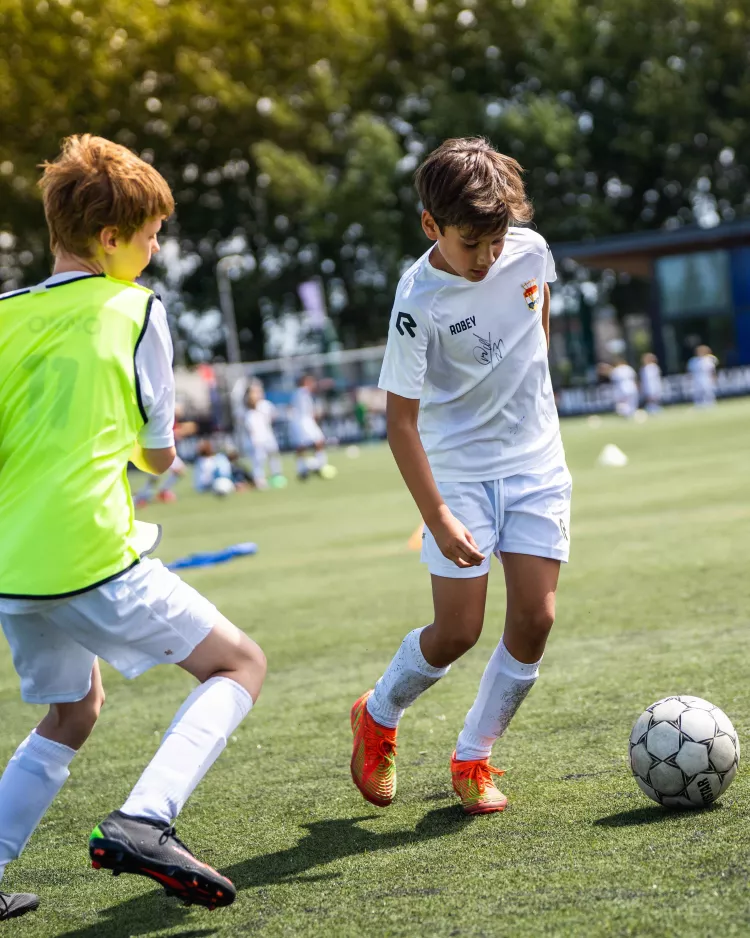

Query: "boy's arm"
left=133, top=298, right=176, bottom=474
left=130, top=443, right=176, bottom=475
left=386, top=393, right=484, bottom=568
left=542, top=283, right=551, bottom=349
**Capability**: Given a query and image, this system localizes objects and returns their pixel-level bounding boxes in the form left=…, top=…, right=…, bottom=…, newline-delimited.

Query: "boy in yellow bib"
left=0, top=136, right=266, bottom=919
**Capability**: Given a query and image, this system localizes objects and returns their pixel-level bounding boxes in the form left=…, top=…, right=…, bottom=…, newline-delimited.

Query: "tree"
left=1, top=0, right=748, bottom=359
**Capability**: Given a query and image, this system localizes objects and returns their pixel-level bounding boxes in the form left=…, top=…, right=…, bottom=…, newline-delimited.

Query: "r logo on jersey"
left=396, top=311, right=417, bottom=338
left=522, top=279, right=540, bottom=311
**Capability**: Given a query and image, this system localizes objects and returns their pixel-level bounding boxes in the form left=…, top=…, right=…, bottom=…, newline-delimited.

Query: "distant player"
left=688, top=344, right=718, bottom=407
left=350, top=137, right=572, bottom=815
left=245, top=380, right=286, bottom=489
left=289, top=374, right=332, bottom=480
left=134, top=406, right=196, bottom=506
left=0, top=136, right=266, bottom=919
left=600, top=357, right=639, bottom=418
left=193, top=439, right=236, bottom=493
left=640, top=352, right=663, bottom=412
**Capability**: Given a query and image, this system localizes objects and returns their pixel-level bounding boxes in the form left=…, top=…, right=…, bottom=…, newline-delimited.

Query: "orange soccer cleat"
left=451, top=751, right=507, bottom=815
left=350, top=691, right=398, bottom=807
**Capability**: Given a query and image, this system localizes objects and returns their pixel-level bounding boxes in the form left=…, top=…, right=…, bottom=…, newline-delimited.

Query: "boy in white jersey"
left=289, top=375, right=333, bottom=480
left=350, top=137, right=571, bottom=814
left=600, top=356, right=639, bottom=418
left=640, top=353, right=663, bottom=412
left=688, top=345, right=718, bottom=407
left=245, top=380, right=286, bottom=488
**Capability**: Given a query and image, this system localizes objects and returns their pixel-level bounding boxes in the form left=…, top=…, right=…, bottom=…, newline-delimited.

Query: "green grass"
left=4, top=400, right=750, bottom=937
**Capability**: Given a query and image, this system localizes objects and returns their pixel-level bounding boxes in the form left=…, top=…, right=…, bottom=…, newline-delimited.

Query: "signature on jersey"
left=473, top=332, right=505, bottom=366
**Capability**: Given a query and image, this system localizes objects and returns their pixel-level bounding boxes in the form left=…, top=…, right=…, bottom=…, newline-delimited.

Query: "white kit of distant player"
left=608, top=359, right=639, bottom=418
left=640, top=353, right=663, bottom=412
left=289, top=375, right=331, bottom=480
left=244, top=381, right=285, bottom=488
left=688, top=345, right=718, bottom=407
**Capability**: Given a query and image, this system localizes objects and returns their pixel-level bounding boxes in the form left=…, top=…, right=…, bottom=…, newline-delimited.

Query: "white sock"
left=0, top=731, right=76, bottom=882
left=121, top=676, right=253, bottom=824
left=314, top=449, right=328, bottom=469
left=269, top=456, right=283, bottom=477
left=367, top=627, right=450, bottom=729
left=138, top=477, right=157, bottom=498
left=296, top=456, right=308, bottom=475
left=455, top=639, right=541, bottom=761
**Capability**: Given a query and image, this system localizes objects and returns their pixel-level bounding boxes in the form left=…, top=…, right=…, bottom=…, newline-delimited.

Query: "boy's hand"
left=429, top=507, right=485, bottom=568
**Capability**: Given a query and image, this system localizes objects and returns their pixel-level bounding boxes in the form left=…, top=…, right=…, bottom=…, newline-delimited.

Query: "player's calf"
left=419, top=574, right=487, bottom=669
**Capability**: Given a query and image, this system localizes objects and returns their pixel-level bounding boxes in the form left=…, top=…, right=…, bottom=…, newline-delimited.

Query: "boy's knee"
left=433, top=614, right=483, bottom=659
left=48, top=690, right=104, bottom=747
left=220, top=634, right=267, bottom=700
left=239, top=636, right=267, bottom=681
left=509, top=604, right=555, bottom=642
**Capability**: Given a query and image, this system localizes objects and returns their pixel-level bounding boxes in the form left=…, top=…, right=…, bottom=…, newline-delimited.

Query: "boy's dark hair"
left=415, top=137, right=532, bottom=237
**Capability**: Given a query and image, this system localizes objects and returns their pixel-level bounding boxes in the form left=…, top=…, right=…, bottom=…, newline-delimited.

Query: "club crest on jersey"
left=522, top=279, right=540, bottom=311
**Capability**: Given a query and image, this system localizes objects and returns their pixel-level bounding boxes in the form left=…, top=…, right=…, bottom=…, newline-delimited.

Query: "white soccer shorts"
left=0, top=558, right=217, bottom=704
left=290, top=417, right=325, bottom=448
left=421, top=463, right=572, bottom=579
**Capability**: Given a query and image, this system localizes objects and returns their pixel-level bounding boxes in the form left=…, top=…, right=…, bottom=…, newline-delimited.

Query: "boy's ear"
left=421, top=210, right=441, bottom=242
left=98, top=226, right=119, bottom=253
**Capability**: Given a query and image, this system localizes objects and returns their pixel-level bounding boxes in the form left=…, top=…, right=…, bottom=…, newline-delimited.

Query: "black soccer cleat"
left=89, top=811, right=236, bottom=910
left=0, top=890, right=40, bottom=920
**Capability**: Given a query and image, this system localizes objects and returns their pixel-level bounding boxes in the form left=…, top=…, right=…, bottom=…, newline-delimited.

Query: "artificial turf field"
left=3, top=399, right=750, bottom=938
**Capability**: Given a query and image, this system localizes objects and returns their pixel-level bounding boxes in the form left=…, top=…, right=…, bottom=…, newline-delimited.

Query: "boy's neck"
left=52, top=251, right=103, bottom=277
left=428, top=244, right=460, bottom=277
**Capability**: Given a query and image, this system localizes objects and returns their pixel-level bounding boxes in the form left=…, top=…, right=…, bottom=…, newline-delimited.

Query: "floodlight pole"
left=216, top=256, right=243, bottom=365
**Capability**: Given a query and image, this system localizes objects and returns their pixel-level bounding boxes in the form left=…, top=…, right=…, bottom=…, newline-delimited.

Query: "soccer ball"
left=629, top=696, right=740, bottom=809
left=212, top=476, right=235, bottom=497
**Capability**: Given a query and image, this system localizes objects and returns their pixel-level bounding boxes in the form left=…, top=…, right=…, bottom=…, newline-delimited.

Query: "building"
left=553, top=218, right=750, bottom=374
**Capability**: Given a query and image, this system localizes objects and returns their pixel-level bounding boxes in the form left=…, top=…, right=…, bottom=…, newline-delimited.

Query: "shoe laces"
left=157, top=823, right=191, bottom=854
left=454, top=758, right=505, bottom=793
left=364, top=715, right=397, bottom=763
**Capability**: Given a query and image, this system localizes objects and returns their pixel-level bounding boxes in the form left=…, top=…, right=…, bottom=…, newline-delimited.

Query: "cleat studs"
left=93, top=848, right=105, bottom=857
left=91, top=861, right=101, bottom=870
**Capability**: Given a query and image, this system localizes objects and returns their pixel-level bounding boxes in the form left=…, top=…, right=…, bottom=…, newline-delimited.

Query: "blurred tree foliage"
left=0, top=0, right=748, bottom=359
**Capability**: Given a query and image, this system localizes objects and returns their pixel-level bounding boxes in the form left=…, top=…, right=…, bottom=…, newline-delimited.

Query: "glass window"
left=656, top=250, right=732, bottom=319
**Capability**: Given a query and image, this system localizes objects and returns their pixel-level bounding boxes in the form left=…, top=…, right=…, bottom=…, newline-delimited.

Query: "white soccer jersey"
left=640, top=362, right=662, bottom=399
left=688, top=355, right=717, bottom=384
left=378, top=227, right=564, bottom=482
left=610, top=364, right=638, bottom=398
left=245, top=399, right=277, bottom=446
left=291, top=387, right=316, bottom=421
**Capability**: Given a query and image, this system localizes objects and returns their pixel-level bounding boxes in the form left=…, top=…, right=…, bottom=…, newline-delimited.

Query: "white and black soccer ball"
left=629, top=695, right=740, bottom=809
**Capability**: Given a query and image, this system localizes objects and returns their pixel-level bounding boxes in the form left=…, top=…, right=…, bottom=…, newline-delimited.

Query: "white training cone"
left=597, top=443, right=628, bottom=467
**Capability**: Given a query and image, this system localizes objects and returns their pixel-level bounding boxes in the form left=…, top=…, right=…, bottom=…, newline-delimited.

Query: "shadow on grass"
left=56, top=807, right=466, bottom=937
left=595, top=803, right=722, bottom=827
left=231, top=806, right=467, bottom=888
